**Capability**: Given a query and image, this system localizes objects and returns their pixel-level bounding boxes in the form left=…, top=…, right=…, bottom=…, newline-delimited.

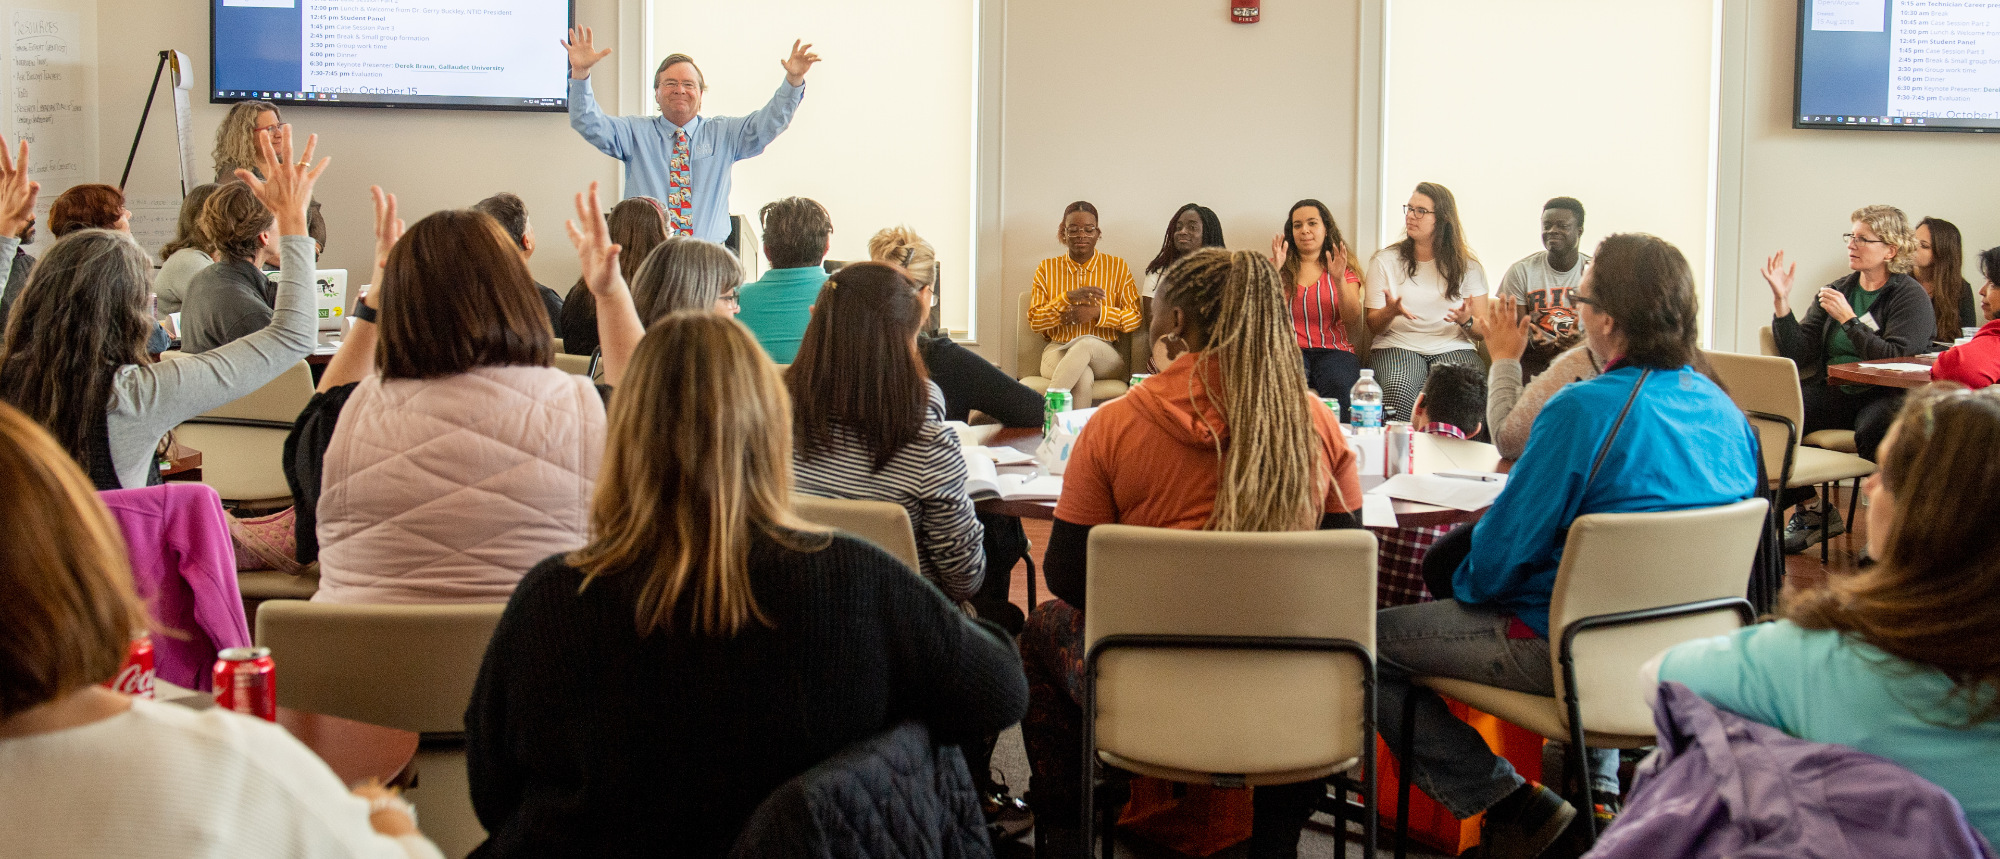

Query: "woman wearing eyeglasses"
left=1027, top=202, right=1141, bottom=406
left=1763, top=205, right=1935, bottom=554
left=1365, top=183, right=1489, bottom=422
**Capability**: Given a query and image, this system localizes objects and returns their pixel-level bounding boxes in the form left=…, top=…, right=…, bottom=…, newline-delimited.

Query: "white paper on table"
left=978, top=445, right=1036, bottom=466
left=1366, top=473, right=1506, bottom=511
left=943, top=421, right=978, bottom=446
left=1361, top=493, right=1399, bottom=528
left=1862, top=362, right=1933, bottom=373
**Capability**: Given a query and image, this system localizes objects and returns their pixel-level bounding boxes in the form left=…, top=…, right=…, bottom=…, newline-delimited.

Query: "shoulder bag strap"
left=1583, top=369, right=1651, bottom=492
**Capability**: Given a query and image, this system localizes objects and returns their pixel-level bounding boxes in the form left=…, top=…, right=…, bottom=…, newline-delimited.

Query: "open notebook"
left=961, top=448, right=1063, bottom=502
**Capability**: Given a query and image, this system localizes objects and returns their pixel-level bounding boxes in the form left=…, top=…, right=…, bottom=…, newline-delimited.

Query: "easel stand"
left=119, top=50, right=199, bottom=196
left=119, top=51, right=171, bottom=191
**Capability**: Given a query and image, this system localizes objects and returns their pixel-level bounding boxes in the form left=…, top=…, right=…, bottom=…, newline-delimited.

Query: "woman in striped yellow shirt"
left=1028, top=201, right=1141, bottom=405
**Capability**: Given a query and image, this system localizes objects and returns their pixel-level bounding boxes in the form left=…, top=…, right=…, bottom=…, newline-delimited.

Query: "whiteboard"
left=3, top=3, right=98, bottom=257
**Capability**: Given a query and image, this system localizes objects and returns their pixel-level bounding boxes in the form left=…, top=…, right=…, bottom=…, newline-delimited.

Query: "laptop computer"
left=264, top=268, right=351, bottom=332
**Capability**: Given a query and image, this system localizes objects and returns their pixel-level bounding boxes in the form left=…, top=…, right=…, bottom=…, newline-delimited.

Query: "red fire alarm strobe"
left=1232, top=0, right=1259, bottom=23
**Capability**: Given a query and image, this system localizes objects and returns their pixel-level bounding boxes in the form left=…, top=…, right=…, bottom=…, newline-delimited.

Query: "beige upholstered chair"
left=551, top=337, right=565, bottom=353
left=173, top=360, right=316, bottom=507
left=1756, top=324, right=1779, bottom=358
left=1706, top=351, right=1876, bottom=567
left=255, top=600, right=506, bottom=735
left=1083, top=525, right=1379, bottom=856
left=1397, top=499, right=1766, bottom=852
left=791, top=494, right=921, bottom=575
left=1758, top=326, right=1859, bottom=451
left=1015, top=293, right=1130, bottom=404
left=552, top=352, right=593, bottom=376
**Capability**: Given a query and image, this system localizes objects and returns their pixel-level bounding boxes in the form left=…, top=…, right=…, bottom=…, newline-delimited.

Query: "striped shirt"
left=793, top=383, right=986, bottom=601
left=1027, top=253, right=1142, bottom=344
left=1293, top=269, right=1359, bottom=352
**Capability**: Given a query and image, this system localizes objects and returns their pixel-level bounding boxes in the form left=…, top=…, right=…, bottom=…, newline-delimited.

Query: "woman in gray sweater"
left=0, top=127, right=325, bottom=489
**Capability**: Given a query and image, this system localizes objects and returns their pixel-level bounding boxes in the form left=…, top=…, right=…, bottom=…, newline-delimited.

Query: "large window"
left=1381, top=0, right=1720, bottom=335
left=652, top=0, right=978, bottom=334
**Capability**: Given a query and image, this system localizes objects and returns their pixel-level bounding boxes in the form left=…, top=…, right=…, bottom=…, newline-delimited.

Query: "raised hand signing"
left=781, top=40, right=821, bottom=86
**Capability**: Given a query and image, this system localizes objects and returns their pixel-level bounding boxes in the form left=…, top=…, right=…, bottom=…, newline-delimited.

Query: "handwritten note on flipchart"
left=8, top=7, right=94, bottom=255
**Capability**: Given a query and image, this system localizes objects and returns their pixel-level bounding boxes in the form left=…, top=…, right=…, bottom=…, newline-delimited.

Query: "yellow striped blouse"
left=1027, top=253, right=1142, bottom=344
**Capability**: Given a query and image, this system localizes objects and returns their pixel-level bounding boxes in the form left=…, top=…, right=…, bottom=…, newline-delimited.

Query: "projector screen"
left=211, top=0, right=573, bottom=111
left=1796, top=0, right=2000, bottom=132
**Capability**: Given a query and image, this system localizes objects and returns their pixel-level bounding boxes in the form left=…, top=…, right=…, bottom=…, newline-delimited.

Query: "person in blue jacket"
left=1376, top=233, right=1761, bottom=859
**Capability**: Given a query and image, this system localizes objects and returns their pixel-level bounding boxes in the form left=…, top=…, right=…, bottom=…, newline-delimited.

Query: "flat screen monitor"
left=1794, top=0, right=2000, bottom=133
left=212, top=0, right=573, bottom=112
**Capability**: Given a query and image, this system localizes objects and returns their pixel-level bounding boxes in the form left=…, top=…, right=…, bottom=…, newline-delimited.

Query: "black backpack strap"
left=1584, top=369, right=1651, bottom=492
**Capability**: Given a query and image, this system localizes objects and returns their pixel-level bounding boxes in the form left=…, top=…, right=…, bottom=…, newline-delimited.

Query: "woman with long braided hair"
left=1018, top=248, right=1364, bottom=857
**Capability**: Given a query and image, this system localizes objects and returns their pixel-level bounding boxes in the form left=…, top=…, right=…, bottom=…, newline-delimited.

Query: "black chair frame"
left=1392, top=597, right=1755, bottom=858
left=1742, top=408, right=1797, bottom=613
left=1083, top=633, right=1377, bottom=859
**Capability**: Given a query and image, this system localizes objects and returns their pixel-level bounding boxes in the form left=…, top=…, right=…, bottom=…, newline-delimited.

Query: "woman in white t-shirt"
left=0, top=402, right=442, bottom=859
left=1366, top=182, right=1489, bottom=421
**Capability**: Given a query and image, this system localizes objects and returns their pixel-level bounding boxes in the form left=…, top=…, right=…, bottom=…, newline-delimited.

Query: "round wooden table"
left=156, top=681, right=417, bottom=786
left=1825, top=355, right=1935, bottom=389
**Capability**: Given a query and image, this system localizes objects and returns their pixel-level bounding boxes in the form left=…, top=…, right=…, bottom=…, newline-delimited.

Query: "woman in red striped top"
left=1272, top=199, right=1369, bottom=410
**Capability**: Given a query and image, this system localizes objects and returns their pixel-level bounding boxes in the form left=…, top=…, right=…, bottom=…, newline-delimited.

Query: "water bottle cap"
left=1358, top=369, right=1374, bottom=379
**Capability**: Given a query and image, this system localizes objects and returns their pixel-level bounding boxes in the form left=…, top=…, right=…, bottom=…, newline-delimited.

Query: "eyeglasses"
left=1402, top=205, right=1436, bottom=218
left=1571, top=293, right=1599, bottom=308
left=1843, top=233, right=1891, bottom=247
left=719, top=290, right=741, bottom=306
left=1063, top=227, right=1100, bottom=237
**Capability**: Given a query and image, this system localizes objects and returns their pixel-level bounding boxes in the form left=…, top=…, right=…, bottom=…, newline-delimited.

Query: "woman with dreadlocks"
left=1018, top=248, right=1364, bottom=858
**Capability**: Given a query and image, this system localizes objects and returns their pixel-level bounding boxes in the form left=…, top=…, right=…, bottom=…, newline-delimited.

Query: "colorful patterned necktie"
left=667, top=130, right=693, bottom=236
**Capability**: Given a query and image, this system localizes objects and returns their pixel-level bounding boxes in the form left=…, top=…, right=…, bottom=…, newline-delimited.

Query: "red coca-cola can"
left=213, top=646, right=277, bottom=721
left=103, top=634, right=156, bottom=700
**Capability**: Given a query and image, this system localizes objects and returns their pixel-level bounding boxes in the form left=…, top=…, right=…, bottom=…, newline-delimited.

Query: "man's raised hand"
left=0, top=135, right=39, bottom=238
left=781, top=40, right=821, bottom=86
left=564, top=27, right=613, bottom=79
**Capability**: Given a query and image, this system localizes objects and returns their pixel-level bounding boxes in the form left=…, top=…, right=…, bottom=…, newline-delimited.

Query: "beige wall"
left=1714, top=0, right=2000, bottom=351
left=1382, top=0, right=1716, bottom=328
left=100, top=0, right=627, bottom=293
left=986, top=0, right=1361, bottom=370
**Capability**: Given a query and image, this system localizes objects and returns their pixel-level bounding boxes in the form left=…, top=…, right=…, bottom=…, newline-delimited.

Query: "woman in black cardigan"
left=464, top=310, right=1027, bottom=858
left=1763, top=203, right=1935, bottom=553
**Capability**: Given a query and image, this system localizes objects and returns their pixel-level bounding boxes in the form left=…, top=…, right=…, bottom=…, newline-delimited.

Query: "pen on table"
left=1438, top=473, right=1502, bottom=483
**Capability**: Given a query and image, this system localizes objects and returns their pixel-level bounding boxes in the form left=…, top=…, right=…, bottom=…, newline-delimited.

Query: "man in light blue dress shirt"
left=562, top=27, right=821, bottom=245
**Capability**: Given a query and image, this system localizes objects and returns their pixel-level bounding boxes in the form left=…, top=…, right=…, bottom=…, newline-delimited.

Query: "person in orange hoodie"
left=1018, top=247, right=1364, bottom=858
left=1930, top=246, right=2000, bottom=390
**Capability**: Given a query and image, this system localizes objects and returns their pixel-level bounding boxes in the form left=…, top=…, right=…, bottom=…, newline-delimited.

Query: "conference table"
left=966, top=425, right=1504, bottom=529
left=156, top=680, right=419, bottom=787
left=1825, top=355, right=1935, bottom=389
left=161, top=441, right=203, bottom=482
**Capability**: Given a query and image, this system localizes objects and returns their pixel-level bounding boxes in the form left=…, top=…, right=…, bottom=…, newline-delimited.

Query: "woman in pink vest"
left=304, top=187, right=606, bottom=604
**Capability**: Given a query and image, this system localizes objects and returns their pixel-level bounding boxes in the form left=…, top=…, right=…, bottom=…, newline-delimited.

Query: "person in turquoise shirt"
left=1373, top=234, right=1762, bottom=857
left=1658, top=384, right=2000, bottom=847
left=736, top=197, right=831, bottom=363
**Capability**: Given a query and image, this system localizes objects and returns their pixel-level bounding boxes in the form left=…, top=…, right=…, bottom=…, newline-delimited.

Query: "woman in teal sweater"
left=1375, top=233, right=1762, bottom=857
left=1658, top=385, right=2000, bottom=846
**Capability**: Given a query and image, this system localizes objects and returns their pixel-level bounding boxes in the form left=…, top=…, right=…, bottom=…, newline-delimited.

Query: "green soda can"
left=1043, top=390, right=1073, bottom=434
left=1128, top=373, right=1151, bottom=388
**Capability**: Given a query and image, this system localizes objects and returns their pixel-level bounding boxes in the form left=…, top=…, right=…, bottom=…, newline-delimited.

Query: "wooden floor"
left=1000, top=482, right=1867, bottom=615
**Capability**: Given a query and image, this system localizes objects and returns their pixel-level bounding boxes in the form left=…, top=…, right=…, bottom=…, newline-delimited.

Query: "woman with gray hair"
left=1763, top=203, right=1936, bottom=553
left=629, top=235, right=743, bottom=322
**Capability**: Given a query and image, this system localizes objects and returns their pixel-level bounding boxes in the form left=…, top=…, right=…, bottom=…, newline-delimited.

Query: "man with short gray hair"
left=562, top=27, right=820, bottom=244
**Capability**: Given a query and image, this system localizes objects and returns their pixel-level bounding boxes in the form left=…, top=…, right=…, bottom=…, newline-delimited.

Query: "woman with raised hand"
left=211, top=101, right=326, bottom=256
left=298, top=185, right=605, bottom=605
left=0, top=402, right=443, bottom=858
left=560, top=195, right=668, bottom=356
left=1656, top=385, right=2000, bottom=846
left=465, top=312, right=1026, bottom=857
left=1274, top=198, right=1369, bottom=409
left=0, top=128, right=321, bottom=490
left=786, top=261, right=985, bottom=601
left=1020, top=248, right=1364, bottom=858
left=1764, top=204, right=1934, bottom=553
left=1365, top=182, right=1489, bottom=422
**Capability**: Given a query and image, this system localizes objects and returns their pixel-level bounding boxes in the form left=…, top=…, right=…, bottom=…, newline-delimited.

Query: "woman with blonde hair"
left=1658, top=384, right=2000, bottom=845
left=212, top=101, right=324, bottom=255
left=0, top=401, right=443, bottom=857
left=464, top=311, right=1026, bottom=856
left=1020, top=248, right=1364, bottom=857
left=870, top=225, right=1041, bottom=427
left=1764, top=204, right=1935, bottom=552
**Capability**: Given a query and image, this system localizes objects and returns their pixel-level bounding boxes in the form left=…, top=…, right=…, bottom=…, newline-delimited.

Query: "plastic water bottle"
left=1350, top=370, right=1384, bottom=430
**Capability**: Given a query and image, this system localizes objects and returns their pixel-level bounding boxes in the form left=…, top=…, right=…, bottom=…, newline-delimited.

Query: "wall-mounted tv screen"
left=1795, top=0, right=2000, bottom=132
left=212, top=0, right=573, bottom=111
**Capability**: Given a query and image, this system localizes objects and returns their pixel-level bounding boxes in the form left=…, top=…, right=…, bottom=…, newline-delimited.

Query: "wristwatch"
left=352, top=300, right=378, bottom=324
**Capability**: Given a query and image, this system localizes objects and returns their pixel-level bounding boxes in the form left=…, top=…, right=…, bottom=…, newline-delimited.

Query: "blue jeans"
left=1376, top=600, right=1620, bottom=819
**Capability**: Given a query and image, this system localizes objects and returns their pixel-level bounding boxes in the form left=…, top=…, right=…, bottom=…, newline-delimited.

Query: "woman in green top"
left=1656, top=384, right=2000, bottom=846
left=1762, top=204, right=1936, bottom=552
